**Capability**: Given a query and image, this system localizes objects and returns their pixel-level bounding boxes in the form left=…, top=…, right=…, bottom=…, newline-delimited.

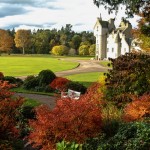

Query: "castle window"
left=107, top=48, right=109, bottom=52
left=124, top=48, right=126, bottom=52
left=112, top=48, right=114, bottom=52
left=97, top=26, right=99, bottom=31
left=97, top=44, right=99, bottom=50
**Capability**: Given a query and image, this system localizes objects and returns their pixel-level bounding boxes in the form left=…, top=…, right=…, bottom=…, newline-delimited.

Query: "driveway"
left=55, top=59, right=109, bottom=76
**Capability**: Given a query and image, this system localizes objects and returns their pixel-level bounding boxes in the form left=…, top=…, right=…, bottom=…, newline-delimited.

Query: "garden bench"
left=61, top=89, right=81, bottom=100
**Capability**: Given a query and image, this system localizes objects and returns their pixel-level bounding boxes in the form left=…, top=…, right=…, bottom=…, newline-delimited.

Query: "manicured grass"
left=99, top=60, right=111, bottom=67
left=23, top=98, right=41, bottom=107
left=65, top=72, right=104, bottom=87
left=11, top=87, right=54, bottom=96
left=0, top=55, right=79, bottom=77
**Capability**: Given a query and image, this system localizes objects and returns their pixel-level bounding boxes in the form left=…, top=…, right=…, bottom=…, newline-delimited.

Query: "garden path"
left=14, top=93, right=57, bottom=109
left=55, top=59, right=109, bottom=76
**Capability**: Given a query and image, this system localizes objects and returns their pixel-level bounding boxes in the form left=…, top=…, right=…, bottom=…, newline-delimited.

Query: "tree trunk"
left=23, top=47, right=25, bottom=55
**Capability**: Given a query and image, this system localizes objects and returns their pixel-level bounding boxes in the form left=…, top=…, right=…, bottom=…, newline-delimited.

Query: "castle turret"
left=108, top=18, right=115, bottom=32
left=93, top=16, right=109, bottom=60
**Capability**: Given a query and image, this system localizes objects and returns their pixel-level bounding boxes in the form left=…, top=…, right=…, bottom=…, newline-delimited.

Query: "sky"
left=0, top=0, right=140, bottom=32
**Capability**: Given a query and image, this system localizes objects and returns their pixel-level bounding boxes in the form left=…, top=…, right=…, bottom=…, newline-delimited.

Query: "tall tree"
left=0, top=29, right=14, bottom=55
left=93, top=0, right=150, bottom=22
left=14, top=29, right=32, bottom=54
left=32, top=29, right=51, bottom=54
left=71, top=35, right=82, bottom=51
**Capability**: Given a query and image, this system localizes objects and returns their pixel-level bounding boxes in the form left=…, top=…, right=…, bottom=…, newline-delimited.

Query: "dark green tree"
left=93, top=0, right=150, bottom=22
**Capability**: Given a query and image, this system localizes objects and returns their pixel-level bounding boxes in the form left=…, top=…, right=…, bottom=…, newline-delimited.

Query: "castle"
left=94, top=16, right=132, bottom=60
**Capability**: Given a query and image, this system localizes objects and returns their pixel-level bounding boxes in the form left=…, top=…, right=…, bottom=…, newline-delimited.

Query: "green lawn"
left=0, top=55, right=79, bottom=77
left=23, top=98, right=41, bottom=107
left=99, top=60, right=111, bottom=67
left=65, top=72, right=104, bottom=87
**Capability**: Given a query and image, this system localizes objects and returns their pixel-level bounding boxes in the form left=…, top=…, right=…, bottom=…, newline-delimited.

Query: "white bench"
left=61, top=89, right=81, bottom=100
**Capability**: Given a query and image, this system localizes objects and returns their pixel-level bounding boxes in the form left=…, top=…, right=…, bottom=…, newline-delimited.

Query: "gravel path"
left=14, top=93, right=57, bottom=109
left=55, top=59, right=109, bottom=76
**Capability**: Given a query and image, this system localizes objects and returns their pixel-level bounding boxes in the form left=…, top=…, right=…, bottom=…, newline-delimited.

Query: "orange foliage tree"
left=28, top=83, right=103, bottom=150
left=123, top=94, right=150, bottom=122
left=0, top=29, right=14, bottom=54
left=50, top=77, right=70, bottom=91
left=0, top=81, right=24, bottom=148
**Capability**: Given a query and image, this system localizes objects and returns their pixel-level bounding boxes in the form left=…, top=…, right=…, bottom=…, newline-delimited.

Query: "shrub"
left=28, top=83, right=103, bottom=150
left=38, top=69, right=56, bottom=86
left=23, top=76, right=39, bottom=90
left=50, top=77, right=70, bottom=92
left=3, top=76, right=16, bottom=84
left=78, top=45, right=89, bottom=55
left=97, top=122, right=150, bottom=150
left=3, top=76, right=23, bottom=87
left=0, top=72, right=4, bottom=79
left=68, top=48, right=76, bottom=55
left=66, top=81, right=87, bottom=94
left=21, top=106, right=35, bottom=120
left=101, top=103, right=122, bottom=137
left=17, top=105, right=36, bottom=138
left=56, top=140, right=82, bottom=150
left=123, top=94, right=150, bottom=122
left=0, top=81, right=24, bottom=149
left=51, top=45, right=69, bottom=56
left=105, top=52, right=150, bottom=107
left=89, top=44, right=95, bottom=55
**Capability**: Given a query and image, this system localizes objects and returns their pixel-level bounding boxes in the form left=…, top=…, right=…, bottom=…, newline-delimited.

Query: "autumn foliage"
left=123, top=94, right=150, bottom=122
left=0, top=72, right=4, bottom=80
left=28, top=83, right=103, bottom=150
left=50, top=77, right=70, bottom=91
left=0, top=80, right=24, bottom=148
left=105, top=52, right=150, bottom=107
left=0, top=29, right=14, bottom=54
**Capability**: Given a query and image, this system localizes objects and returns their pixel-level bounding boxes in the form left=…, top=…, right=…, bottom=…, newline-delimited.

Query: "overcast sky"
left=0, top=0, right=139, bottom=32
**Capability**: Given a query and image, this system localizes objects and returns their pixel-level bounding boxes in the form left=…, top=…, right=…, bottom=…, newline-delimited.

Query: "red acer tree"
left=0, top=80, right=24, bottom=149
left=28, top=82, right=103, bottom=150
left=50, top=77, right=70, bottom=92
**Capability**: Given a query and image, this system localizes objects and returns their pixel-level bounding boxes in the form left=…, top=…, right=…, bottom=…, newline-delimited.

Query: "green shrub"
left=89, top=44, right=95, bottom=55
left=38, top=69, right=56, bottom=86
left=97, top=121, right=150, bottom=150
left=17, top=106, right=36, bottom=138
left=83, top=137, right=102, bottom=150
left=66, top=81, right=87, bottom=94
left=56, top=140, right=82, bottom=150
left=101, top=102, right=123, bottom=137
left=51, top=45, right=69, bottom=56
left=23, top=76, right=39, bottom=90
left=78, top=45, right=89, bottom=56
left=21, top=106, right=35, bottom=119
left=3, top=76, right=23, bottom=87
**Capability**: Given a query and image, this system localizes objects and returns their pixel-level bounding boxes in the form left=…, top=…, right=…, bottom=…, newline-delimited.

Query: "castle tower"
left=93, top=15, right=109, bottom=60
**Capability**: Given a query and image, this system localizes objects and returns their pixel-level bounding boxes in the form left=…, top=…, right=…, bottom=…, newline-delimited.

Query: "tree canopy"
left=14, top=29, right=32, bottom=54
left=93, top=0, right=150, bottom=22
left=0, top=29, right=14, bottom=54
